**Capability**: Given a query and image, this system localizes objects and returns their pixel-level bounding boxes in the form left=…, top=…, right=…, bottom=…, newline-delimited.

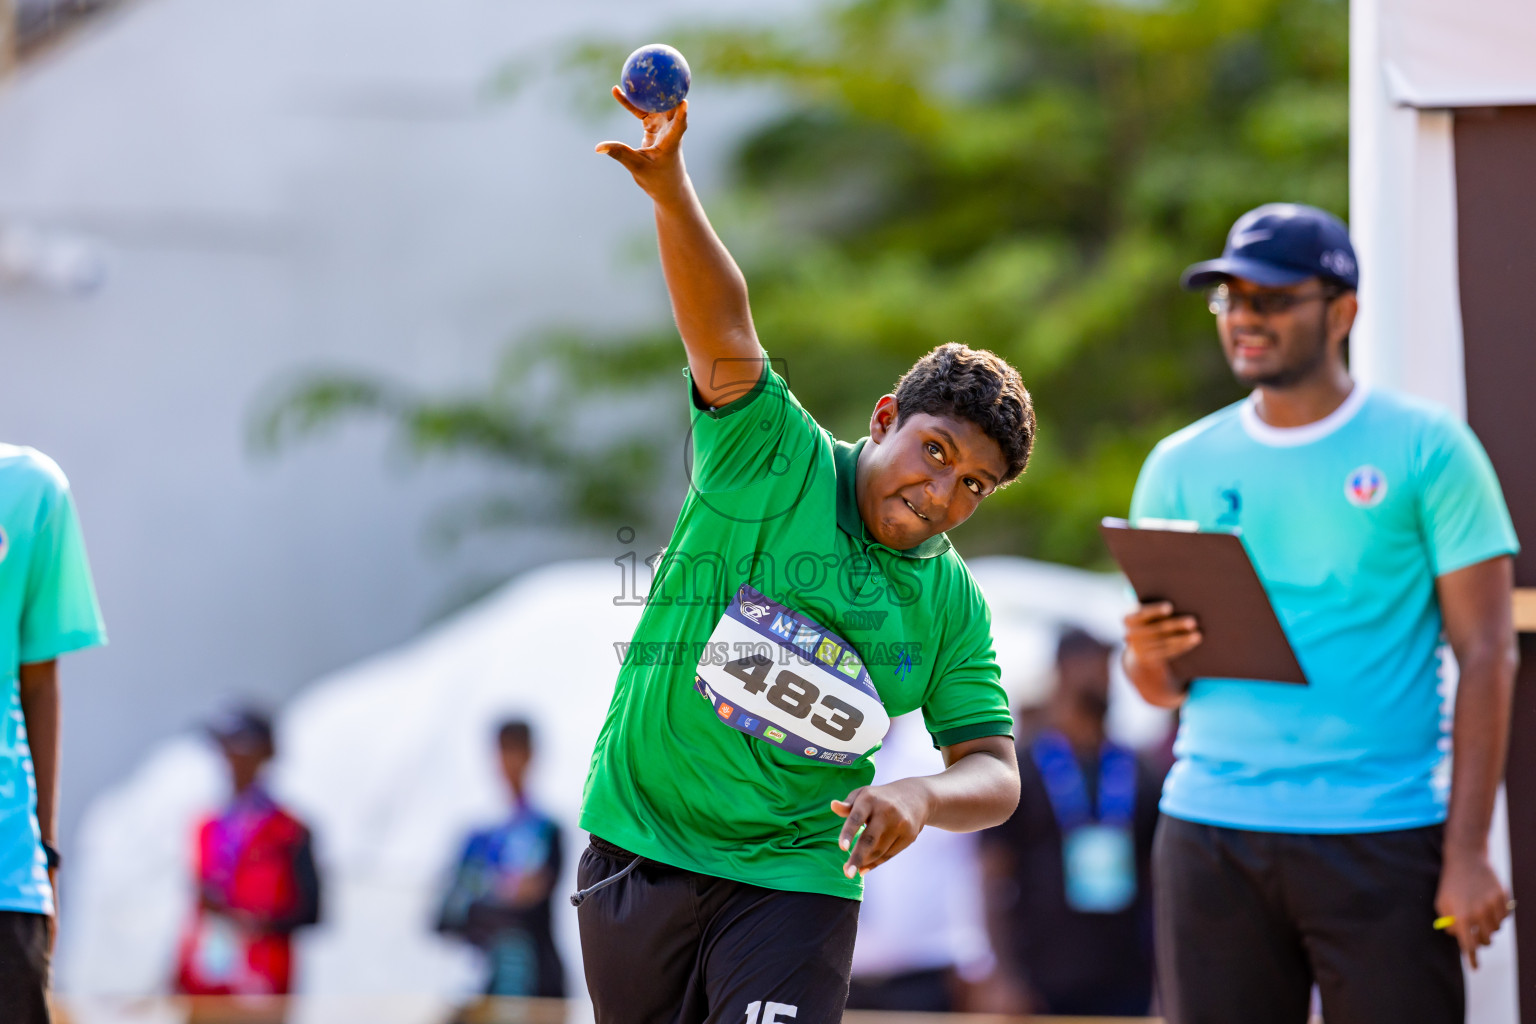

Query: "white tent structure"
left=61, top=555, right=1155, bottom=1011
left=1352, top=1, right=1536, bottom=1020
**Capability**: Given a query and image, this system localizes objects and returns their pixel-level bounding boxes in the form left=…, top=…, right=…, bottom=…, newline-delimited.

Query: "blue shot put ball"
left=620, top=44, right=691, bottom=114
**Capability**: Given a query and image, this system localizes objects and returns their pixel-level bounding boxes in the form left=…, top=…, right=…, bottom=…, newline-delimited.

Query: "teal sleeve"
left=1128, top=444, right=1180, bottom=523
left=1418, top=418, right=1520, bottom=577
left=921, top=576, right=1013, bottom=748
left=20, top=486, right=107, bottom=664
left=686, top=355, right=822, bottom=493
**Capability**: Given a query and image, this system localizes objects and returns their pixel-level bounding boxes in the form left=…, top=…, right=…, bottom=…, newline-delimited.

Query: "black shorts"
left=1154, top=816, right=1463, bottom=1024
left=0, top=911, right=51, bottom=1024
left=576, top=837, right=859, bottom=1024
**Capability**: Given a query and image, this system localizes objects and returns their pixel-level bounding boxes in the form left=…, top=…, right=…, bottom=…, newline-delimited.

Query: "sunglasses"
left=1207, top=282, right=1340, bottom=316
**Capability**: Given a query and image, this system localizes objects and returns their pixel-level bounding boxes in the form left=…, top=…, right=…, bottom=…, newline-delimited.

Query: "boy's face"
left=857, top=397, right=1008, bottom=551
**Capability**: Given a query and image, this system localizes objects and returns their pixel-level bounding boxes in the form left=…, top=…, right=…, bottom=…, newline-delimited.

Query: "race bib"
left=1062, top=823, right=1136, bottom=913
left=695, top=584, right=890, bottom=765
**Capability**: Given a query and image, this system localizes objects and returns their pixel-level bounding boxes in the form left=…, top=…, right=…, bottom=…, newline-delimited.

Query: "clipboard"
left=1100, top=518, right=1308, bottom=685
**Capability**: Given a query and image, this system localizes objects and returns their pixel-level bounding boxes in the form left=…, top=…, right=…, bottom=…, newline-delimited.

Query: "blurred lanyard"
left=1033, top=730, right=1138, bottom=913
left=1030, top=730, right=1136, bottom=831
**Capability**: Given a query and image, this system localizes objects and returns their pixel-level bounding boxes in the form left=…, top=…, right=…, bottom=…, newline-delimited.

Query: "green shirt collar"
left=834, top=437, right=953, bottom=559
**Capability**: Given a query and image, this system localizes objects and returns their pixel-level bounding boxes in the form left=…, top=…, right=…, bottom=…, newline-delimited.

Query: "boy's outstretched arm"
left=597, top=89, right=762, bottom=406
left=832, top=735, right=1020, bottom=877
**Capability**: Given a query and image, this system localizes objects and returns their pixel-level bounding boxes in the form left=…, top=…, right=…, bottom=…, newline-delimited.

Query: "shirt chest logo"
left=1216, top=486, right=1242, bottom=528
left=1345, top=465, right=1388, bottom=508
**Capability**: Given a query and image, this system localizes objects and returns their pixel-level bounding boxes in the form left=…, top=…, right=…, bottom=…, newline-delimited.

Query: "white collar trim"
left=1239, top=383, right=1368, bottom=447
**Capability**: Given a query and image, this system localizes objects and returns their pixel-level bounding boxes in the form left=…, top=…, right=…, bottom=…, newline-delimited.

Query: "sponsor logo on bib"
left=1345, top=465, right=1387, bottom=508
left=739, top=596, right=773, bottom=622
left=793, top=624, right=820, bottom=653
left=696, top=584, right=891, bottom=765
left=815, top=638, right=842, bottom=666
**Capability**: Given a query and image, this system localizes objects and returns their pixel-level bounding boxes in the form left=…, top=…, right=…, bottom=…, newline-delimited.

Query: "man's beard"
left=1231, top=313, right=1330, bottom=389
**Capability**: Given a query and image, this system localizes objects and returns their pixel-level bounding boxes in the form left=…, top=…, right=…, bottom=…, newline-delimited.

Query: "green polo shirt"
left=579, top=361, right=1012, bottom=899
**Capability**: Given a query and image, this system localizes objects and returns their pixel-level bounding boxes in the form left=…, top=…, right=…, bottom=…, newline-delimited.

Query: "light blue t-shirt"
left=1130, top=387, right=1518, bottom=833
left=0, top=445, right=107, bottom=914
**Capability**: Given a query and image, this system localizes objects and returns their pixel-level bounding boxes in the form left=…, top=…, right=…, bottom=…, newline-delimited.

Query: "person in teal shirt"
left=1123, top=204, right=1518, bottom=1024
left=0, top=444, right=107, bottom=1024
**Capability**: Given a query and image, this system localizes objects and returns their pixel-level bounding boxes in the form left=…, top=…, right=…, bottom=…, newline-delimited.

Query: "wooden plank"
left=1516, top=588, right=1536, bottom=633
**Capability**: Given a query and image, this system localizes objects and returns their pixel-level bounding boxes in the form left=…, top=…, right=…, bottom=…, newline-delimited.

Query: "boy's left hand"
left=831, top=778, right=934, bottom=878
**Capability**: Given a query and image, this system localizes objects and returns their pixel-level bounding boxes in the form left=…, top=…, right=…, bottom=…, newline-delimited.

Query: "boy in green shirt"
left=576, top=90, right=1035, bottom=1024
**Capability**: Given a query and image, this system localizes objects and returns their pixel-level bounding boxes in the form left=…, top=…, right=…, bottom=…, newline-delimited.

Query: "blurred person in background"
left=437, top=720, right=566, bottom=1000
left=0, top=445, right=107, bottom=1024
left=174, top=708, right=321, bottom=998
left=845, top=714, right=994, bottom=1013
left=979, top=629, right=1163, bottom=1016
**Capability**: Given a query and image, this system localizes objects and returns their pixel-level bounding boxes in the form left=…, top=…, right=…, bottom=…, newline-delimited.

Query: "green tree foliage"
left=259, top=0, right=1347, bottom=566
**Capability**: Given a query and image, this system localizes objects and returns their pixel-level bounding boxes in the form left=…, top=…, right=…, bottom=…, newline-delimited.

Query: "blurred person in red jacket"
left=174, top=708, right=321, bottom=996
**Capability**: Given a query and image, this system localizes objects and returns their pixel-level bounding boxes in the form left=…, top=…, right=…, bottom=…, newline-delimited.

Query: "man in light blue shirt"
left=0, top=445, right=107, bottom=1024
left=1123, top=204, right=1518, bottom=1024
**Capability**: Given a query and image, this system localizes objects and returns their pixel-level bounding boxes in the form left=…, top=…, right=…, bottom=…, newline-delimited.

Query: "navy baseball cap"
left=1181, top=203, right=1359, bottom=291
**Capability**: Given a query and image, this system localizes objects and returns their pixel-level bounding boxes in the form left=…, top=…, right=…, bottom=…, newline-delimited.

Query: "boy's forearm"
left=651, top=170, right=761, bottom=403
left=923, top=736, right=1021, bottom=832
left=17, top=660, right=60, bottom=844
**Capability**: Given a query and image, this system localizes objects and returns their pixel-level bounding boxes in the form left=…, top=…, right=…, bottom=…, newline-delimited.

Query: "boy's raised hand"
left=596, top=87, right=689, bottom=201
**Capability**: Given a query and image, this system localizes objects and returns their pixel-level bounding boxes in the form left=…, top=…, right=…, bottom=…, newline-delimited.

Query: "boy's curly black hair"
left=892, top=343, right=1035, bottom=485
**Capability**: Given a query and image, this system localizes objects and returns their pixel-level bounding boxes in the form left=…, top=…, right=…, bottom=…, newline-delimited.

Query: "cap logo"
left=1231, top=229, right=1274, bottom=249
left=1320, top=249, right=1356, bottom=278
left=1345, top=465, right=1387, bottom=508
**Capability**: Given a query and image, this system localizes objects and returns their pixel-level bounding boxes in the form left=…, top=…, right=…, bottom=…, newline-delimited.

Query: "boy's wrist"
left=901, top=776, right=940, bottom=828
left=647, top=166, right=695, bottom=209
